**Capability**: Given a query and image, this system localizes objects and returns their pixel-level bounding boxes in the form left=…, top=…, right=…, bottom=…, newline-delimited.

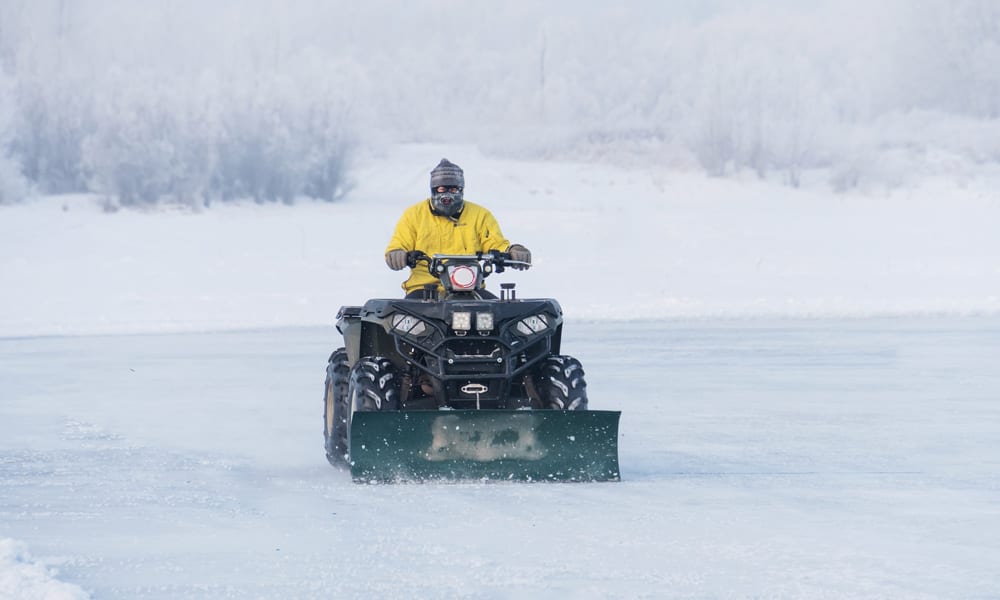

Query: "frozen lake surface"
left=2, top=317, right=999, bottom=598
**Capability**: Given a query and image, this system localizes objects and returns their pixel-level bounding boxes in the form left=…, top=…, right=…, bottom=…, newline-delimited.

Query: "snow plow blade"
left=349, top=410, right=621, bottom=483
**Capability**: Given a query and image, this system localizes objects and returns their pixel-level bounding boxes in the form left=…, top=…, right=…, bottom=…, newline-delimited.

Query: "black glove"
left=508, top=244, right=531, bottom=269
left=386, top=249, right=408, bottom=271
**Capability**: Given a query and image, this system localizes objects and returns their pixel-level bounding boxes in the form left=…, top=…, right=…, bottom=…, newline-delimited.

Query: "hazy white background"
left=2, top=2, right=999, bottom=597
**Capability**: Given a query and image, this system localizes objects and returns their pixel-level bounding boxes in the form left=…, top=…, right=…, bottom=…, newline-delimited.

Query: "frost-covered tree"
left=0, top=70, right=29, bottom=204
left=892, top=0, right=1000, bottom=118
left=209, top=70, right=356, bottom=205
left=2, top=0, right=1000, bottom=202
left=1, top=0, right=360, bottom=206
left=82, top=74, right=216, bottom=207
left=672, top=10, right=839, bottom=182
left=12, top=75, right=95, bottom=194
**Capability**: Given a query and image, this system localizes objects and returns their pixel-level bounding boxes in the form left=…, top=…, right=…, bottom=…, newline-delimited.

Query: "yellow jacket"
left=386, top=199, right=512, bottom=294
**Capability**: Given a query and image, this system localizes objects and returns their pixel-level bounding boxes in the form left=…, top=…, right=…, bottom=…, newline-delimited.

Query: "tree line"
left=1, top=0, right=998, bottom=205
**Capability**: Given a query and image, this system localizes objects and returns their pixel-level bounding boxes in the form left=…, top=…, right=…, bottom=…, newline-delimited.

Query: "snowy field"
left=2, top=319, right=999, bottom=598
left=1, top=144, right=998, bottom=338
left=2, top=145, right=1000, bottom=598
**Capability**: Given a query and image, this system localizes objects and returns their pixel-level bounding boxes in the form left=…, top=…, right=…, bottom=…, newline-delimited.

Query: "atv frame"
left=323, top=251, right=620, bottom=482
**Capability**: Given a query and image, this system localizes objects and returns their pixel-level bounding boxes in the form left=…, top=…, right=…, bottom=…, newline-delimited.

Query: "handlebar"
left=405, top=250, right=530, bottom=273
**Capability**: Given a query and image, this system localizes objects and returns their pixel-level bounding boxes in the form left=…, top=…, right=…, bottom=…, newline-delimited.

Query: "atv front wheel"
left=344, top=356, right=400, bottom=463
left=323, top=348, right=351, bottom=466
left=348, top=356, right=400, bottom=413
left=536, top=355, right=588, bottom=410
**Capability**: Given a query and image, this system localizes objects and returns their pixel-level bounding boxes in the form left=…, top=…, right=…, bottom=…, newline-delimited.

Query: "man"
left=385, top=158, right=532, bottom=297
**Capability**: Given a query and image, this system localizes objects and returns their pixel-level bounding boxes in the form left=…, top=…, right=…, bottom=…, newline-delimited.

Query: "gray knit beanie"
left=430, top=158, right=465, bottom=190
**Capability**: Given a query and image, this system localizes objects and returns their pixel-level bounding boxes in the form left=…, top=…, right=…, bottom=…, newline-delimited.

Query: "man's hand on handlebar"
left=385, top=249, right=407, bottom=271
left=508, top=244, right=532, bottom=270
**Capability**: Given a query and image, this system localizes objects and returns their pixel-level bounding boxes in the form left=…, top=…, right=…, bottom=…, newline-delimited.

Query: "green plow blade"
left=349, top=410, right=621, bottom=483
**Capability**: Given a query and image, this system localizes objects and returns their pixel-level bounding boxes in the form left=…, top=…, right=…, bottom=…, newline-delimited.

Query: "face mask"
left=431, top=190, right=464, bottom=217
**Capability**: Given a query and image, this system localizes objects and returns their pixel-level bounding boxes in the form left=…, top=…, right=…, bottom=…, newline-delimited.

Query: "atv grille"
left=441, top=339, right=506, bottom=376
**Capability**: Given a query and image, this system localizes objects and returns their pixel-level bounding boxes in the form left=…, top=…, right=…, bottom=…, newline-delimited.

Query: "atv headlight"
left=447, top=265, right=479, bottom=291
left=515, top=313, right=549, bottom=336
left=452, top=311, right=472, bottom=331
left=391, top=313, right=427, bottom=337
left=476, top=312, right=494, bottom=332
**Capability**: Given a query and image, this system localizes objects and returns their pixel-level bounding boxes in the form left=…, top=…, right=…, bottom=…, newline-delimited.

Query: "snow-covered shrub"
left=674, top=11, right=841, bottom=184
left=0, top=70, right=29, bottom=203
left=889, top=0, right=1000, bottom=119
left=82, top=71, right=216, bottom=208
left=210, top=73, right=354, bottom=205
left=0, top=154, right=28, bottom=204
left=80, top=71, right=355, bottom=207
left=10, top=75, right=94, bottom=195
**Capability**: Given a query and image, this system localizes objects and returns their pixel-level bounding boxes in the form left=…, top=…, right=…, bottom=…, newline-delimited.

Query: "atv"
left=323, top=250, right=620, bottom=482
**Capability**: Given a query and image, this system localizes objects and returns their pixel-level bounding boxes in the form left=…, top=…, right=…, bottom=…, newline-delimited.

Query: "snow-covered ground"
left=1, top=144, right=997, bottom=338
left=2, top=319, right=999, bottom=598
left=2, top=146, right=1000, bottom=598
